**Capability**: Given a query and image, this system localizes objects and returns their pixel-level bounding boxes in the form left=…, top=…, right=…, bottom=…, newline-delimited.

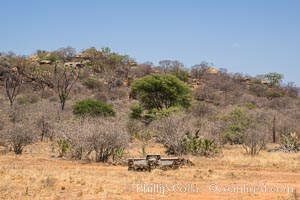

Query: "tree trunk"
left=272, top=116, right=276, bottom=143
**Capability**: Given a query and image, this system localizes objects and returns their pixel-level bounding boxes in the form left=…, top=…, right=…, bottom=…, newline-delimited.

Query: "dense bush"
left=130, top=104, right=143, bottom=119
left=249, top=84, right=268, bottom=97
left=144, top=107, right=180, bottom=121
left=56, top=119, right=129, bottom=162
left=72, top=99, right=115, bottom=117
left=0, top=125, right=35, bottom=154
left=242, top=125, right=267, bottom=156
left=156, top=115, right=220, bottom=157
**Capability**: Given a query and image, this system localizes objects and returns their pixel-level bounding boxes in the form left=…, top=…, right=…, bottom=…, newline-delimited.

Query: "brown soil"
left=0, top=142, right=299, bottom=200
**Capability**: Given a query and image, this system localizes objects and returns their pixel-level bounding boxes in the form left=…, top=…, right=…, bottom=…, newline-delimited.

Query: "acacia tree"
left=18, top=49, right=80, bottom=111
left=285, top=82, right=299, bottom=98
left=264, top=72, right=283, bottom=87
left=131, top=74, right=191, bottom=111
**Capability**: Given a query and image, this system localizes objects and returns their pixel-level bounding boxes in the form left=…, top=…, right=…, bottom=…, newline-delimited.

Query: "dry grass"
left=0, top=141, right=299, bottom=200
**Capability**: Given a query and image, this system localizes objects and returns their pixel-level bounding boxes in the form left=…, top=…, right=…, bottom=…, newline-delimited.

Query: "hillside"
left=0, top=47, right=299, bottom=200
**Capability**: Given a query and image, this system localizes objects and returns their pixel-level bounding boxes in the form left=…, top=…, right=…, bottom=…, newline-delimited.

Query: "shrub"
left=156, top=114, right=190, bottom=156
left=17, top=96, right=30, bottom=105
left=126, top=119, right=143, bottom=138
left=249, top=84, right=268, bottom=97
left=49, top=96, right=59, bottom=102
left=116, top=89, right=128, bottom=100
left=72, top=99, right=115, bottom=117
left=130, top=104, right=143, bottom=119
left=280, top=132, right=300, bottom=153
left=94, top=92, right=108, bottom=102
left=144, top=107, right=180, bottom=121
left=191, top=102, right=216, bottom=118
left=83, top=77, right=103, bottom=90
left=57, top=119, right=129, bottom=162
left=242, top=127, right=266, bottom=156
left=56, top=138, right=69, bottom=157
left=265, top=90, right=282, bottom=100
left=244, top=102, right=256, bottom=110
left=41, top=89, right=55, bottom=99
left=223, top=107, right=251, bottom=144
left=17, top=94, right=39, bottom=105
left=183, top=131, right=220, bottom=157
left=0, top=125, right=35, bottom=154
left=156, top=115, right=220, bottom=157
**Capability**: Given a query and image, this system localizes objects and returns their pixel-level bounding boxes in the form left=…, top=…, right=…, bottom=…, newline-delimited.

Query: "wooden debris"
left=128, top=154, right=194, bottom=172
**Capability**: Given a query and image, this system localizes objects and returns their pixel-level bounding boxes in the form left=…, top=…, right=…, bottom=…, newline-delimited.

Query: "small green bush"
left=83, top=78, right=103, bottom=89
left=244, top=102, right=256, bottom=110
left=144, top=107, right=180, bottom=121
left=17, top=96, right=30, bottom=105
left=57, top=138, right=69, bottom=157
left=130, top=104, right=143, bottom=119
left=265, top=90, right=282, bottom=100
left=17, top=94, right=39, bottom=105
left=72, top=99, right=115, bottom=117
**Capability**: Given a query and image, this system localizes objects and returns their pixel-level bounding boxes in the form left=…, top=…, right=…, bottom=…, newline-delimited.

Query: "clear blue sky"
left=1, top=0, right=299, bottom=85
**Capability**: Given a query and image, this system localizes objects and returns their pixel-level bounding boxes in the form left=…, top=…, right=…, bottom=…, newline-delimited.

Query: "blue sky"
left=0, top=0, right=299, bottom=85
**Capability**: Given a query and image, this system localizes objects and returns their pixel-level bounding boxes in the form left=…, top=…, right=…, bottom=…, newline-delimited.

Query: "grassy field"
left=0, top=141, right=299, bottom=200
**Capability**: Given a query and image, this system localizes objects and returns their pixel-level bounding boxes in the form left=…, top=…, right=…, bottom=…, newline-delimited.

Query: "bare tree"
left=37, top=114, right=53, bottom=142
left=54, top=47, right=76, bottom=62
left=191, top=61, right=210, bottom=79
left=55, top=64, right=80, bottom=110
left=285, top=82, right=299, bottom=98
left=131, top=62, right=154, bottom=79
left=4, top=69, right=23, bottom=108
left=158, top=60, right=184, bottom=74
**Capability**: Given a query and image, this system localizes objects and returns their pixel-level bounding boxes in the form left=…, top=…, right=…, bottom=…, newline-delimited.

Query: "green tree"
left=264, top=72, right=283, bottom=87
left=131, top=74, right=191, bottom=110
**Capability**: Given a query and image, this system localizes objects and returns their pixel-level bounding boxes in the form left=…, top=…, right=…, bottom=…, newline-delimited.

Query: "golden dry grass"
left=0, top=141, right=299, bottom=200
